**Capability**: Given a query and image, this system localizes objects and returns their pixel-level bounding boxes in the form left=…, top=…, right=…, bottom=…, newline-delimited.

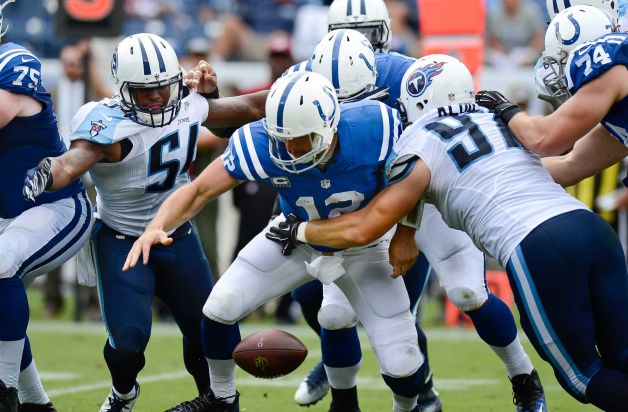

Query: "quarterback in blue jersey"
left=126, top=72, right=429, bottom=412
left=477, top=6, right=628, bottom=186
left=285, top=9, right=544, bottom=410
left=273, top=58, right=628, bottom=412
left=0, top=1, right=92, bottom=411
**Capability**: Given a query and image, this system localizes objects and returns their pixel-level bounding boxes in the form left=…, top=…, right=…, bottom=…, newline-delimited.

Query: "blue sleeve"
left=71, top=102, right=126, bottom=145
left=567, top=33, right=628, bottom=93
left=0, top=50, right=43, bottom=96
left=221, top=123, right=271, bottom=181
left=375, top=52, right=416, bottom=108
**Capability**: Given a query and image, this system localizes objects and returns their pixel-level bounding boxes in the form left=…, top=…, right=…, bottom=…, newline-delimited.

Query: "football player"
left=0, top=1, right=93, bottom=411
left=286, top=11, right=544, bottom=411
left=125, top=72, right=429, bottom=412
left=22, top=34, right=224, bottom=412
left=268, top=59, right=628, bottom=411
left=477, top=6, right=628, bottom=191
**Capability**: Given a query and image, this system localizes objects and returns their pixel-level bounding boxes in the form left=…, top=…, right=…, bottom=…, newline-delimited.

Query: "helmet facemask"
left=329, top=20, right=390, bottom=53
left=535, top=56, right=570, bottom=109
left=265, top=122, right=335, bottom=174
left=119, top=73, right=183, bottom=127
left=0, top=0, right=15, bottom=41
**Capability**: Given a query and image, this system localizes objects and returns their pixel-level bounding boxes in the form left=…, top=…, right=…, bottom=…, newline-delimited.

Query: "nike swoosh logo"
left=102, top=113, right=113, bottom=121
left=21, top=57, right=34, bottom=63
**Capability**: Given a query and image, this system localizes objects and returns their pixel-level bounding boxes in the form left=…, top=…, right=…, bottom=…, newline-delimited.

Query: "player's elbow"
left=347, top=226, right=380, bottom=247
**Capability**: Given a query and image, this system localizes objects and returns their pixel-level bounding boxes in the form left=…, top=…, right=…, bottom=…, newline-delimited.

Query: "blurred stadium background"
left=7, top=0, right=626, bottom=410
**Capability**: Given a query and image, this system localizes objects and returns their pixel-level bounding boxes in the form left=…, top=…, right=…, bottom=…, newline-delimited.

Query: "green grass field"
left=26, top=290, right=599, bottom=412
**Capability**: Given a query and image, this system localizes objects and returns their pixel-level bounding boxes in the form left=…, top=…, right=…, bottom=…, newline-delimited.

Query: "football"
left=232, top=329, right=308, bottom=379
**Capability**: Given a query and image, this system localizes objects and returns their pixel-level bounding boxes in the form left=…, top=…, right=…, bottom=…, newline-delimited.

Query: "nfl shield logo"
left=321, top=179, right=331, bottom=189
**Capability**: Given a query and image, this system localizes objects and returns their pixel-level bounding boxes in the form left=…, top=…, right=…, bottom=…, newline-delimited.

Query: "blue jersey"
left=222, top=100, right=402, bottom=251
left=284, top=51, right=415, bottom=109
left=0, top=43, right=83, bottom=219
left=566, top=33, right=628, bottom=147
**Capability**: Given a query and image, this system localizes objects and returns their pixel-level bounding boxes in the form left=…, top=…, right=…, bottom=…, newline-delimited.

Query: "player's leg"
left=183, top=229, right=314, bottom=410
left=506, top=210, right=628, bottom=411
left=154, top=228, right=213, bottom=395
left=318, top=283, right=362, bottom=411
left=417, top=205, right=543, bottom=410
left=94, top=221, right=154, bottom=411
left=0, top=194, right=91, bottom=411
left=337, top=247, right=426, bottom=412
left=292, top=280, right=333, bottom=406
left=401, top=253, right=441, bottom=411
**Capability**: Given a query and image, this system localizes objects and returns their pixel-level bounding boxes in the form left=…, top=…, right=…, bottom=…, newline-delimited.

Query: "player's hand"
left=123, top=229, right=173, bottom=271
left=389, top=225, right=418, bottom=278
left=475, top=90, right=522, bottom=124
left=184, top=60, right=218, bottom=95
left=265, top=214, right=304, bottom=256
left=23, top=157, right=53, bottom=202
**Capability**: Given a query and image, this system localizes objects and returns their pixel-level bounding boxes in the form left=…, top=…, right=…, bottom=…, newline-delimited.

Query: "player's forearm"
left=303, top=213, right=379, bottom=249
left=205, top=91, right=267, bottom=131
left=48, top=149, right=99, bottom=191
left=509, top=113, right=566, bottom=156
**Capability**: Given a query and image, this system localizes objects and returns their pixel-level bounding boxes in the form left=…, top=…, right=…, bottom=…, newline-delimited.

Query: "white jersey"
left=393, top=105, right=588, bottom=266
left=69, top=92, right=209, bottom=236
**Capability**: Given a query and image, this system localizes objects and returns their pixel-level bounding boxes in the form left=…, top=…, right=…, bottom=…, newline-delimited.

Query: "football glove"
left=265, top=214, right=304, bottom=256
left=23, top=157, right=54, bottom=202
left=475, top=90, right=522, bottom=125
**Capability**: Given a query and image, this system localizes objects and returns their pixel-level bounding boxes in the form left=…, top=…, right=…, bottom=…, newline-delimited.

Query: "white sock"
left=490, top=335, right=534, bottom=378
left=393, top=393, right=418, bottom=412
left=0, top=339, right=25, bottom=389
left=112, top=384, right=137, bottom=400
left=208, top=358, right=236, bottom=402
left=324, top=362, right=361, bottom=390
left=18, top=360, right=50, bottom=404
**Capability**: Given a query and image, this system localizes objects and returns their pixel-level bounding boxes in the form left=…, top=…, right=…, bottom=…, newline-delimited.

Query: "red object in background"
left=444, top=271, right=514, bottom=328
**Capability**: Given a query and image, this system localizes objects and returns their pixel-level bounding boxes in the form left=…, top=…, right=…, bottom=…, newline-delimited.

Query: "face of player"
left=285, top=135, right=313, bottom=159
left=130, top=85, right=171, bottom=110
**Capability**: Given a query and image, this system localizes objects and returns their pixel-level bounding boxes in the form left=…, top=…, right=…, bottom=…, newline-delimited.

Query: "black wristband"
left=200, top=86, right=220, bottom=100
left=496, top=103, right=522, bottom=125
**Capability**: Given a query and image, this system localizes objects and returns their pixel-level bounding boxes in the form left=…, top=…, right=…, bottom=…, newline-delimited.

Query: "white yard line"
left=46, top=370, right=501, bottom=398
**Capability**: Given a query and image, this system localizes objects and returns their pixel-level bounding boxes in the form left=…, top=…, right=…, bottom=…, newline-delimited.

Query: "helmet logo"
left=556, top=13, right=581, bottom=46
left=111, top=48, right=119, bottom=79
left=406, top=62, right=445, bottom=97
left=312, top=86, right=337, bottom=124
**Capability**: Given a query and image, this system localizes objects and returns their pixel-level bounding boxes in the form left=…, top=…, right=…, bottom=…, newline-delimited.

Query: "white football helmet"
left=111, top=33, right=184, bottom=127
left=310, top=29, right=381, bottom=102
left=398, top=56, right=474, bottom=125
left=328, top=0, right=391, bottom=53
left=538, top=5, right=616, bottom=107
left=0, top=0, right=15, bottom=41
left=546, top=0, right=619, bottom=22
left=264, top=72, right=340, bottom=174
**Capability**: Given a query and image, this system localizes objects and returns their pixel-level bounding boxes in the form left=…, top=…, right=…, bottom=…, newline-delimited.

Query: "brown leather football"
left=232, top=329, right=308, bottom=379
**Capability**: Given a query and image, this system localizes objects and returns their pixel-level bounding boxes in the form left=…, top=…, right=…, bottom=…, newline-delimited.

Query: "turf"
left=27, top=320, right=598, bottom=412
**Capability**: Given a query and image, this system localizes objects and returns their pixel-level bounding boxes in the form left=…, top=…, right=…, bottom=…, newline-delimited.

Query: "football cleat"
left=18, top=403, right=57, bottom=412
left=294, top=361, right=330, bottom=406
left=413, top=384, right=442, bottom=412
left=511, top=369, right=547, bottom=412
left=165, top=390, right=239, bottom=412
left=0, top=380, right=18, bottom=412
left=100, top=383, right=139, bottom=412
